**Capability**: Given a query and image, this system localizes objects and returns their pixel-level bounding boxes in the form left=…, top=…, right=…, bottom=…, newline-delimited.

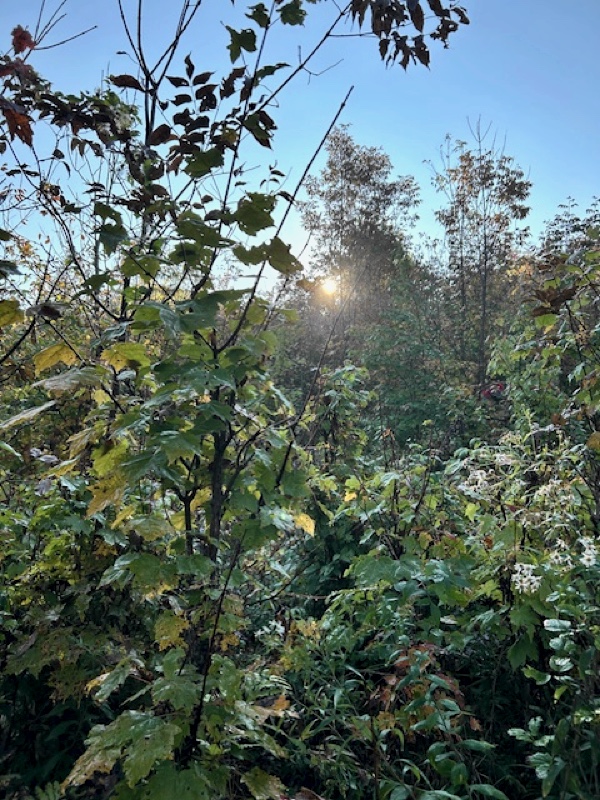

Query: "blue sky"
left=2, top=0, right=599, bottom=251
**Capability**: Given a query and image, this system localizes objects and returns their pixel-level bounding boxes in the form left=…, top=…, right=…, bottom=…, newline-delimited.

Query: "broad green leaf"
left=267, top=236, right=302, bottom=274
left=176, top=214, right=230, bottom=247
left=461, top=739, right=495, bottom=753
left=508, top=635, right=537, bottom=669
left=233, top=193, right=275, bottom=235
left=523, top=666, right=551, bottom=685
left=33, top=343, right=78, bottom=375
left=247, top=3, right=270, bottom=28
left=121, top=254, right=161, bottom=280
left=543, top=618, right=571, bottom=632
left=469, top=785, right=510, bottom=800
left=0, top=299, right=23, bottom=326
left=241, top=768, right=285, bottom=800
left=97, top=222, right=128, bottom=255
left=226, top=26, right=257, bottom=62
left=152, top=674, right=200, bottom=712
left=184, top=147, right=224, bottom=178
left=279, top=0, right=306, bottom=25
left=87, top=660, right=133, bottom=702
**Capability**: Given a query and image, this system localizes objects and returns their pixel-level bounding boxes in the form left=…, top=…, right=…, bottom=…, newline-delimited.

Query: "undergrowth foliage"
left=1, top=3, right=600, bottom=800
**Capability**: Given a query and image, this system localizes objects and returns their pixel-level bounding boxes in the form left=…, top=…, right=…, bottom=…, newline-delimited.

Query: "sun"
left=321, top=277, right=338, bottom=296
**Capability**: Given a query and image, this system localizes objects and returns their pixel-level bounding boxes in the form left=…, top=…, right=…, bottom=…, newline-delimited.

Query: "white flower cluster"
left=494, top=452, right=515, bottom=467
left=579, top=536, right=597, bottom=567
left=512, top=563, right=542, bottom=594
left=548, top=539, right=573, bottom=570
left=458, top=468, right=493, bottom=498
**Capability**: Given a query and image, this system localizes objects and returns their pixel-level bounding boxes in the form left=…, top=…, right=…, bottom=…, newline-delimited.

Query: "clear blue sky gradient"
left=2, top=0, right=599, bottom=251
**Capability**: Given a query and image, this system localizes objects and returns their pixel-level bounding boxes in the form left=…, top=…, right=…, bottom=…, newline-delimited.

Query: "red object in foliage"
left=481, top=381, right=506, bottom=401
left=11, top=26, right=36, bottom=54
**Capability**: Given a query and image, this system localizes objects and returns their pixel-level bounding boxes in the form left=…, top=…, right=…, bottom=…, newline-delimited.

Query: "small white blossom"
left=512, top=563, right=542, bottom=594
left=579, top=536, right=597, bottom=567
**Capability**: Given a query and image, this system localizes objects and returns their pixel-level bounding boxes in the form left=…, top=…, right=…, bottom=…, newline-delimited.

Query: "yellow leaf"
left=220, top=632, right=240, bottom=651
left=101, top=342, right=150, bottom=371
left=272, top=694, right=290, bottom=712
left=111, top=505, right=136, bottom=529
left=587, top=432, right=600, bottom=451
left=0, top=299, right=24, bottom=326
left=294, top=512, right=315, bottom=536
left=191, top=487, right=211, bottom=510
left=344, top=491, right=357, bottom=502
left=87, top=472, right=126, bottom=517
left=68, top=427, right=98, bottom=459
left=92, top=439, right=129, bottom=477
left=155, top=611, right=189, bottom=651
left=33, top=343, right=77, bottom=375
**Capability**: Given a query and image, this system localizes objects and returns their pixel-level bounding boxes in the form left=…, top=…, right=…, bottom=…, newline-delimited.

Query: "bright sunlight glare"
left=321, top=277, right=338, bottom=296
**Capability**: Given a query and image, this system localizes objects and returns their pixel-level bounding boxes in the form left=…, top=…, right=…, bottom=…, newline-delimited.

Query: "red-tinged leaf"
left=2, top=107, right=33, bottom=146
left=11, top=26, right=35, bottom=54
left=167, top=75, right=189, bottom=87
left=111, top=74, right=144, bottom=91
left=148, top=124, right=172, bottom=145
left=409, top=3, right=425, bottom=32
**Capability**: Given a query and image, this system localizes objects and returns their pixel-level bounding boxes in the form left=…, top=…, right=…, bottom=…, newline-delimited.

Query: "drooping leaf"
left=267, top=236, right=302, bottom=274
left=0, top=400, right=56, bottom=431
left=110, top=74, right=144, bottom=91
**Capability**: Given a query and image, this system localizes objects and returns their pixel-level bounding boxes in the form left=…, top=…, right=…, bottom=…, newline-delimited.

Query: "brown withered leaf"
left=1, top=106, right=33, bottom=146
left=110, top=74, right=144, bottom=91
left=427, top=0, right=445, bottom=15
left=409, top=3, right=425, bottom=32
left=148, top=124, right=171, bottom=145
left=453, top=6, right=470, bottom=24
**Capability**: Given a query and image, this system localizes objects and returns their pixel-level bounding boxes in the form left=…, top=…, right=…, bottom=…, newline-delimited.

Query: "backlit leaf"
left=33, top=343, right=78, bottom=375
left=0, top=299, right=23, bottom=326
